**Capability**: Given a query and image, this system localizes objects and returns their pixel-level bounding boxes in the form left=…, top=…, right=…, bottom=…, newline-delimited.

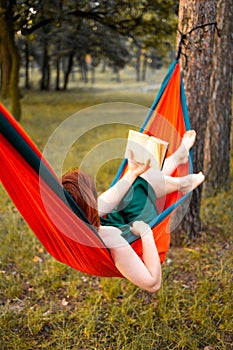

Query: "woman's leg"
left=162, top=130, right=196, bottom=176
left=140, top=169, right=205, bottom=198
left=140, top=129, right=205, bottom=198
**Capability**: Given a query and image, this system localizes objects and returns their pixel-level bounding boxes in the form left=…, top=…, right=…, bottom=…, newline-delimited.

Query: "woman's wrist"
left=122, top=169, right=138, bottom=183
left=140, top=227, right=153, bottom=238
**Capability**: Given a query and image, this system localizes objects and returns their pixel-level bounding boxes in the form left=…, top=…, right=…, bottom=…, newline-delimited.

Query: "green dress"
left=100, top=177, right=158, bottom=243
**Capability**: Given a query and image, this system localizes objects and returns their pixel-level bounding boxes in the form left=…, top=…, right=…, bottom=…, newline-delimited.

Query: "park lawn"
left=0, top=82, right=232, bottom=349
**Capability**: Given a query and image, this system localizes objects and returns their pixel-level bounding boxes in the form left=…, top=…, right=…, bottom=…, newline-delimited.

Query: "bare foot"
left=175, top=130, right=196, bottom=165
left=180, top=172, right=205, bottom=194
left=182, top=130, right=196, bottom=150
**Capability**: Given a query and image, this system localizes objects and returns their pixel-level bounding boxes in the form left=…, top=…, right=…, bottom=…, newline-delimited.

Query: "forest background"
left=0, top=1, right=232, bottom=349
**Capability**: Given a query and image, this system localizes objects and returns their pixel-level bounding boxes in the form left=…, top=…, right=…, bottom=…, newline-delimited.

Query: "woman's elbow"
left=146, top=280, right=161, bottom=293
left=147, top=270, right=162, bottom=293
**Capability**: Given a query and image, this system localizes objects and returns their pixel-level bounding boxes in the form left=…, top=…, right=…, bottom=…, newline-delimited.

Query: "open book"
left=124, top=129, right=169, bottom=170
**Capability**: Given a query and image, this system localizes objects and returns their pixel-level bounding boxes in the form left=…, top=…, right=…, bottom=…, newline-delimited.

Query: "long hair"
left=62, top=169, right=100, bottom=229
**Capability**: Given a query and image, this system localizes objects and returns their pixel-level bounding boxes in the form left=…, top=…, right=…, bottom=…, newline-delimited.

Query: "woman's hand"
left=131, top=221, right=152, bottom=237
left=98, top=152, right=151, bottom=217
left=127, top=150, right=151, bottom=177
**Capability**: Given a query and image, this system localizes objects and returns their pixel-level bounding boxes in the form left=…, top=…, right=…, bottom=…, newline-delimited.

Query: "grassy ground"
left=0, top=68, right=233, bottom=349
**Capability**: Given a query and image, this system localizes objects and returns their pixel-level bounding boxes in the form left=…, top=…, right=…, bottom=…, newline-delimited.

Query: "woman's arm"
left=97, top=169, right=137, bottom=217
left=99, top=222, right=161, bottom=293
left=98, top=152, right=150, bottom=216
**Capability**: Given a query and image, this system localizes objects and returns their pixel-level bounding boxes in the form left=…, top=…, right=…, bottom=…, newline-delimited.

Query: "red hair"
left=62, top=169, right=100, bottom=229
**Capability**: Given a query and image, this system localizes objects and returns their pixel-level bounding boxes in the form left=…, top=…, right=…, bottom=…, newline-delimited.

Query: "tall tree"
left=204, top=0, right=233, bottom=195
left=177, top=0, right=216, bottom=237
left=0, top=0, right=21, bottom=120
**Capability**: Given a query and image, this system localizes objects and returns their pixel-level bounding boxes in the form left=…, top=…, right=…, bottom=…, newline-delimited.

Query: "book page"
left=144, top=137, right=160, bottom=169
left=145, top=136, right=169, bottom=169
left=124, top=130, right=149, bottom=163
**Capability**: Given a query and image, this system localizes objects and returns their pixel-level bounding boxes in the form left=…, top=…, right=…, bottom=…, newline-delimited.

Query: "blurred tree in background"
left=0, top=0, right=178, bottom=119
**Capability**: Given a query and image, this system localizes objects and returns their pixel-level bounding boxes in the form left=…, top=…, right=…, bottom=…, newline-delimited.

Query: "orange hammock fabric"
left=0, top=60, right=191, bottom=277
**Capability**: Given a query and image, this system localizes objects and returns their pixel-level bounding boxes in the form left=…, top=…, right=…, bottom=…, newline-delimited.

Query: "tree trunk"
left=204, top=0, right=233, bottom=195
left=40, top=41, right=50, bottom=90
left=9, top=35, right=21, bottom=120
left=91, top=65, right=95, bottom=84
left=79, top=55, right=88, bottom=84
left=55, top=56, right=61, bottom=91
left=0, top=0, right=21, bottom=120
left=101, top=59, right=107, bottom=73
left=113, top=65, right=121, bottom=83
left=141, top=53, right=147, bottom=81
left=0, top=30, right=11, bottom=99
left=135, top=47, right=141, bottom=82
left=177, top=0, right=216, bottom=238
left=24, top=36, right=30, bottom=89
left=63, top=51, right=74, bottom=90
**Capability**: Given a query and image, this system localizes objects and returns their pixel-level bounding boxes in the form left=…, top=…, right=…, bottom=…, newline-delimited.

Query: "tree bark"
left=0, top=1, right=21, bottom=120
left=0, top=27, right=11, bottom=99
left=8, top=34, right=21, bottom=120
left=177, top=0, right=216, bottom=237
left=204, top=0, right=233, bottom=195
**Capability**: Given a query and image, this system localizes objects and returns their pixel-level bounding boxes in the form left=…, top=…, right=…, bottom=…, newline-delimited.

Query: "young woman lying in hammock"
left=62, top=130, right=205, bottom=293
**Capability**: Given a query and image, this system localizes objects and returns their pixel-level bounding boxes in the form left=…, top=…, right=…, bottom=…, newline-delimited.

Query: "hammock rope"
left=0, top=59, right=192, bottom=277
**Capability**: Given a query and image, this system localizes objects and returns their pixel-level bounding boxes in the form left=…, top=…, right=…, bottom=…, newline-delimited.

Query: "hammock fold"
left=0, top=60, right=191, bottom=277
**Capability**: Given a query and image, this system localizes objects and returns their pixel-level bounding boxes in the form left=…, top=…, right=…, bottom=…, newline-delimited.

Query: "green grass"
left=0, top=70, right=233, bottom=349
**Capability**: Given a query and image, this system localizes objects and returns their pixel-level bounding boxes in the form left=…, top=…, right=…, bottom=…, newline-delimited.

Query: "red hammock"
left=0, top=60, right=190, bottom=277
